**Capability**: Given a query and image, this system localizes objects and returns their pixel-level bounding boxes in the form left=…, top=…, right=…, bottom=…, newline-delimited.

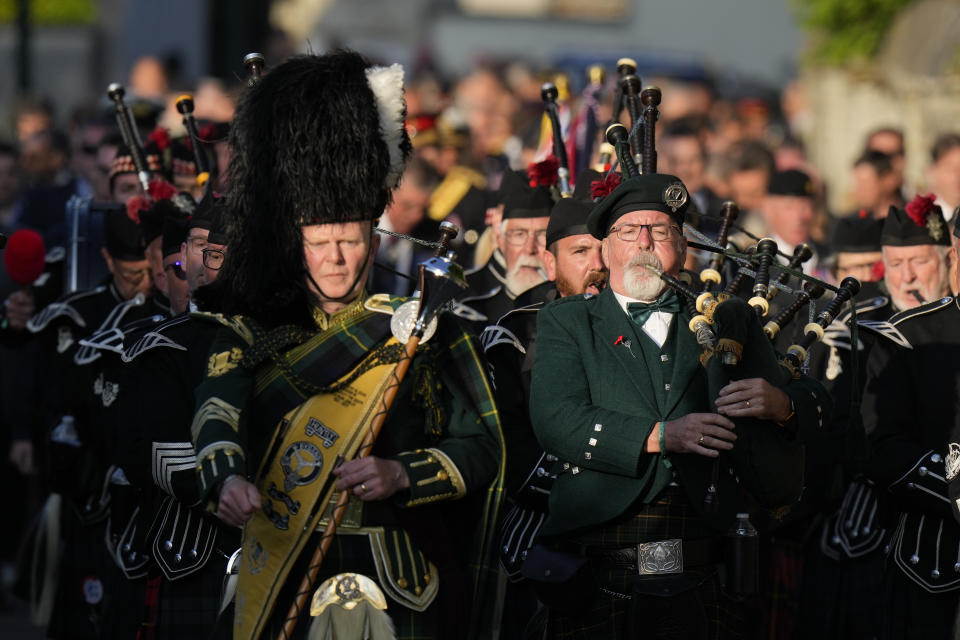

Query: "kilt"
left=545, top=487, right=745, bottom=640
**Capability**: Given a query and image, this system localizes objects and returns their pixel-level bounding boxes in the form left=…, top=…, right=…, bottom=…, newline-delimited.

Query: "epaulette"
left=364, top=293, right=406, bottom=315
left=857, top=320, right=912, bottom=349
left=26, top=285, right=107, bottom=333
left=188, top=311, right=255, bottom=346
left=428, top=165, right=486, bottom=221
left=889, top=295, right=954, bottom=325
left=121, top=314, right=191, bottom=363
left=74, top=294, right=149, bottom=365
left=479, top=323, right=526, bottom=354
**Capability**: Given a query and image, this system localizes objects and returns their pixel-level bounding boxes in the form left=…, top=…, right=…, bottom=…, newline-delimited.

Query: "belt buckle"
left=636, top=539, right=683, bottom=575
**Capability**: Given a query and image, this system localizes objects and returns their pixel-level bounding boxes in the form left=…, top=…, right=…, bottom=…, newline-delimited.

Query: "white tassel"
left=365, top=63, right=407, bottom=189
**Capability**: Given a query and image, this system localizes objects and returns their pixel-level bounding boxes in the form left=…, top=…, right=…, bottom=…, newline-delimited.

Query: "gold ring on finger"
left=745, top=400, right=751, bottom=408
left=360, top=483, right=367, bottom=493
left=698, top=434, right=705, bottom=445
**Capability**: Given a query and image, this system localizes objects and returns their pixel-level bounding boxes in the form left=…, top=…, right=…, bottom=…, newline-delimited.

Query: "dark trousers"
left=881, top=568, right=960, bottom=640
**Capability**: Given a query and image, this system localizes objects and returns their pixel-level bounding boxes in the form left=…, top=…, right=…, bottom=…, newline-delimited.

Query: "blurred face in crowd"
left=762, top=194, right=814, bottom=247
left=455, top=70, right=514, bottom=159
left=928, top=146, right=960, bottom=208
left=111, top=173, right=142, bottom=205
left=20, top=133, right=66, bottom=185
left=302, top=221, right=378, bottom=314
left=174, top=173, right=204, bottom=202
left=728, top=168, right=768, bottom=212
left=72, top=123, right=108, bottom=192
left=180, top=227, right=210, bottom=294
left=102, top=250, right=153, bottom=300
left=0, top=152, right=21, bottom=208
left=544, top=233, right=606, bottom=298
left=835, top=251, right=883, bottom=283
left=602, top=210, right=686, bottom=301
left=385, top=175, right=431, bottom=236
left=146, top=236, right=167, bottom=297
left=852, top=163, right=899, bottom=215
left=162, top=253, right=190, bottom=314
left=499, top=216, right=549, bottom=294
left=883, top=243, right=950, bottom=311
left=662, top=136, right=705, bottom=193
left=867, top=131, right=905, bottom=182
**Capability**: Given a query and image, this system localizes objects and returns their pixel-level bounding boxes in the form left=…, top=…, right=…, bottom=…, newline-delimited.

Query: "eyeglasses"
left=609, top=223, right=679, bottom=243
left=504, top=228, right=548, bottom=246
left=202, top=248, right=225, bottom=270
left=163, top=261, right=186, bottom=281
left=186, top=236, right=208, bottom=253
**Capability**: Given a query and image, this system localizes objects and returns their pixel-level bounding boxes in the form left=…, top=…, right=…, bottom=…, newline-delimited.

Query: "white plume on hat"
left=365, top=63, right=407, bottom=190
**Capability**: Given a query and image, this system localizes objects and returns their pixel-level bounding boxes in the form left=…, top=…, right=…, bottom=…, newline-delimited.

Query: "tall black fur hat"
left=211, top=50, right=412, bottom=327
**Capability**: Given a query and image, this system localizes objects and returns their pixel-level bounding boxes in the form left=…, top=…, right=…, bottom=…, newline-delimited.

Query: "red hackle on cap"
left=527, top=156, right=559, bottom=187
left=4, top=229, right=46, bottom=285
left=591, top=172, right=622, bottom=200
left=905, top=194, right=937, bottom=227
left=147, top=177, right=177, bottom=202
left=126, top=195, right=150, bottom=223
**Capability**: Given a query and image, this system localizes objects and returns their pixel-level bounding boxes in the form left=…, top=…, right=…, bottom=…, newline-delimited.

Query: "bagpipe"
left=603, top=99, right=861, bottom=512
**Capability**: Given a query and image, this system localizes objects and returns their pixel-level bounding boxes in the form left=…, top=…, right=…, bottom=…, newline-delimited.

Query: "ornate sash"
left=234, top=338, right=403, bottom=640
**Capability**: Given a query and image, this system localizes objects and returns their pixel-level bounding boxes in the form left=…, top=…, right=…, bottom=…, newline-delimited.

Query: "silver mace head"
left=413, top=221, right=467, bottom=338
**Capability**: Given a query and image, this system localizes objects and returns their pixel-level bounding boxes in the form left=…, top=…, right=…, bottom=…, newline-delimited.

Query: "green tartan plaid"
left=548, top=487, right=746, bottom=639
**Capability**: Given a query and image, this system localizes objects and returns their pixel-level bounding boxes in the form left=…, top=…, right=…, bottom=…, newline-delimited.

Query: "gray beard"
left=622, top=252, right=666, bottom=300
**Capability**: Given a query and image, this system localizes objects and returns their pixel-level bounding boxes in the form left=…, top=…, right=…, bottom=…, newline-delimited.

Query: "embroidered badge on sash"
left=247, top=539, right=267, bottom=575
left=280, top=441, right=323, bottom=492
left=305, top=418, right=339, bottom=448
left=57, top=326, right=74, bottom=353
left=101, top=380, right=119, bottom=407
left=207, top=347, right=243, bottom=377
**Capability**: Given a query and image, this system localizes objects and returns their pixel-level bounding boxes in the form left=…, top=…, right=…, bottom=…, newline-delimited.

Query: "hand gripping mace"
left=278, top=221, right=465, bottom=640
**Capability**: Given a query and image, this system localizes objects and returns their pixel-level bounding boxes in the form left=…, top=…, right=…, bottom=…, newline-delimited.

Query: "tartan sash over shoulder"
left=191, top=294, right=505, bottom=640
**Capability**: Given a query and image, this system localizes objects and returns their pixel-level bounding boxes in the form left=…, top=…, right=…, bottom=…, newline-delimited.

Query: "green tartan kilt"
left=545, top=487, right=746, bottom=640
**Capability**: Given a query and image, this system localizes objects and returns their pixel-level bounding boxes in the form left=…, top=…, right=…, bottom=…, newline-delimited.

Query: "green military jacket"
left=529, top=286, right=830, bottom=537
left=191, top=293, right=505, bottom=636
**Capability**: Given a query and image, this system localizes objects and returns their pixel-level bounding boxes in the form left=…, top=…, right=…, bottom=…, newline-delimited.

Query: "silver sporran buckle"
left=637, top=539, right=683, bottom=575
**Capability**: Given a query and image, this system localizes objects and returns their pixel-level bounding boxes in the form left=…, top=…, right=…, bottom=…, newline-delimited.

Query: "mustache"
left=625, top=251, right=662, bottom=272
left=510, top=254, right=546, bottom=273
left=584, top=269, right=608, bottom=288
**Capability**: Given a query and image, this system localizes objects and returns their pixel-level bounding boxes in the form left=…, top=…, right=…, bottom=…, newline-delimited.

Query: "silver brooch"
left=663, top=183, right=688, bottom=213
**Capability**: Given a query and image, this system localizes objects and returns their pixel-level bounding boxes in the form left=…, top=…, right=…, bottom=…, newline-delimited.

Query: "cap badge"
left=927, top=215, right=944, bottom=242
left=663, top=183, right=688, bottom=213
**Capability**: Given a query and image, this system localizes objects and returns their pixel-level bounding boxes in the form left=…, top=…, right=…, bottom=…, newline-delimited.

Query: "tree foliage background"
left=793, top=0, right=918, bottom=64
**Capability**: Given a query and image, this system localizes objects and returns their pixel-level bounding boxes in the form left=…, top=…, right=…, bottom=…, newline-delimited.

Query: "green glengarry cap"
left=586, top=173, right=690, bottom=239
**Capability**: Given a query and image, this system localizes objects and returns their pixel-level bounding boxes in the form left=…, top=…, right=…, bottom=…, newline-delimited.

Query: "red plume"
left=870, top=260, right=885, bottom=282
left=147, top=177, right=177, bottom=202
left=527, top=156, right=559, bottom=187
left=4, top=229, right=46, bottom=285
left=591, top=172, right=622, bottom=200
left=148, top=127, right=172, bottom=151
left=126, top=195, right=150, bottom=223
left=905, top=194, right=936, bottom=227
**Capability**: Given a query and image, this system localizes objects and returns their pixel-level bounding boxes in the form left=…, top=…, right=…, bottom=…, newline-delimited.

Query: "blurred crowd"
left=2, top=47, right=960, bottom=640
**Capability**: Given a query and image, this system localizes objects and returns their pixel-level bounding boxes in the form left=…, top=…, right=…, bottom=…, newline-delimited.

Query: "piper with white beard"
left=526, top=172, right=830, bottom=639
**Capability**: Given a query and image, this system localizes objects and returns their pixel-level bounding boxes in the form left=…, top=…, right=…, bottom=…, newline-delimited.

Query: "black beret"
left=545, top=169, right=603, bottom=246
left=189, top=191, right=220, bottom=231
left=503, top=186, right=554, bottom=220
left=831, top=217, right=882, bottom=253
left=103, top=208, right=147, bottom=261
left=586, top=173, right=690, bottom=239
left=768, top=169, right=815, bottom=198
left=496, top=170, right=529, bottom=205
left=882, top=197, right=950, bottom=247
left=161, top=214, right=189, bottom=257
